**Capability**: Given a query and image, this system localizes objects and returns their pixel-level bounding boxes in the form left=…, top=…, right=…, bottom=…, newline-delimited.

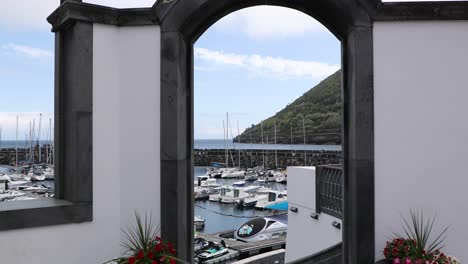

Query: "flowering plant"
left=384, top=238, right=459, bottom=264
left=106, top=213, right=182, bottom=264
left=383, top=210, right=460, bottom=264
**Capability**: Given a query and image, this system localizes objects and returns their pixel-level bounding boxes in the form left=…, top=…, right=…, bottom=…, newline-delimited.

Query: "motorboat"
left=221, top=168, right=245, bottom=179
left=244, top=171, right=258, bottom=181
left=234, top=216, right=288, bottom=242
left=8, top=179, right=30, bottom=186
left=196, top=244, right=228, bottom=261
left=275, top=174, right=287, bottom=183
left=194, top=238, right=212, bottom=254
left=199, top=178, right=220, bottom=188
left=238, top=194, right=268, bottom=208
left=220, top=186, right=254, bottom=204
left=194, top=188, right=210, bottom=200
left=29, top=172, right=46, bottom=181
left=7, top=196, right=37, bottom=202
left=255, top=191, right=287, bottom=210
left=23, top=184, right=50, bottom=191
left=0, top=190, right=26, bottom=201
left=8, top=173, right=25, bottom=181
left=194, top=216, right=205, bottom=230
left=232, top=181, right=245, bottom=187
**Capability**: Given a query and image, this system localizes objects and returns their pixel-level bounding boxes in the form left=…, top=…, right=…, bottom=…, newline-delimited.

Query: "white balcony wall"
left=374, top=21, right=468, bottom=262
left=0, top=24, right=161, bottom=264
left=286, top=167, right=342, bottom=263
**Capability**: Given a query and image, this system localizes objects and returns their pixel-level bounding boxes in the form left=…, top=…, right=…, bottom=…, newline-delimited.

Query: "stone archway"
left=156, top=0, right=375, bottom=262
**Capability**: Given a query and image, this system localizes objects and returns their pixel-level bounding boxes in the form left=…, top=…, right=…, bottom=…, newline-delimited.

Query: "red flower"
left=148, top=251, right=154, bottom=259
left=136, top=250, right=144, bottom=259
left=152, top=261, right=158, bottom=264
left=155, top=244, right=163, bottom=252
left=167, top=242, right=174, bottom=249
left=404, top=257, right=412, bottom=264
left=169, top=248, right=176, bottom=255
left=170, top=259, right=176, bottom=264
left=128, top=257, right=136, bottom=264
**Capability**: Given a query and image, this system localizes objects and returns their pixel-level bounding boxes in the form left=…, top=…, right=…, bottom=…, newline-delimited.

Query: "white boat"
left=275, top=175, right=287, bottom=183
left=221, top=168, right=245, bottom=179
left=7, top=196, right=37, bottom=201
left=234, top=216, right=288, bottom=242
left=200, top=178, right=220, bottom=188
left=8, top=180, right=30, bottom=186
left=220, top=186, right=254, bottom=204
left=0, top=190, right=26, bottom=201
left=238, top=194, right=268, bottom=207
left=30, top=174, right=46, bottom=181
left=194, top=188, right=210, bottom=200
left=232, top=181, right=246, bottom=187
left=244, top=171, right=258, bottom=181
left=255, top=191, right=287, bottom=210
left=208, top=192, right=222, bottom=202
left=8, top=174, right=24, bottom=181
left=194, top=216, right=205, bottom=230
left=197, top=244, right=228, bottom=261
left=194, top=175, right=210, bottom=186
left=23, top=184, right=50, bottom=191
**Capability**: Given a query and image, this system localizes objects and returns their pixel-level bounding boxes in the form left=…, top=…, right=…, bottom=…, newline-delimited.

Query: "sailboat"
left=220, top=113, right=245, bottom=179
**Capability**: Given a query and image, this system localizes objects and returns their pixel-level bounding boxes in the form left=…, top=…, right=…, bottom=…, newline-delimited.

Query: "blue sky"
left=0, top=0, right=449, bottom=140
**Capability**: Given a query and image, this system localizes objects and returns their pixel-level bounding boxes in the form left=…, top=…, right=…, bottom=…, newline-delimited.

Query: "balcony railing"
left=315, top=165, right=343, bottom=219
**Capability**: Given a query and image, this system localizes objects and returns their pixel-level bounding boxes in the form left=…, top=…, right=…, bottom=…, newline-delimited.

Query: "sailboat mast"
left=249, top=128, right=253, bottom=167
left=29, top=122, right=32, bottom=164
left=302, top=115, right=306, bottom=166
left=274, top=120, right=278, bottom=169
left=260, top=120, right=264, bottom=168
left=16, top=116, right=18, bottom=170
left=237, top=120, right=240, bottom=169
left=290, top=123, right=293, bottom=166
left=49, top=118, right=52, bottom=164
left=38, top=114, right=42, bottom=163
left=223, top=119, right=228, bottom=168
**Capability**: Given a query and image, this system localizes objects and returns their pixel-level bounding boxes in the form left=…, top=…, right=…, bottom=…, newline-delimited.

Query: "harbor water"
left=194, top=166, right=287, bottom=234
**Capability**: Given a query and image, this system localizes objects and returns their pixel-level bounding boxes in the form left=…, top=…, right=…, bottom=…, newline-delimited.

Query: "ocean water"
left=0, top=139, right=340, bottom=151
left=194, top=166, right=287, bottom=234
left=195, top=139, right=341, bottom=151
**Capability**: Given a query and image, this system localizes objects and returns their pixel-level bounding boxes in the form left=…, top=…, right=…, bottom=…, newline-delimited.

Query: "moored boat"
left=234, top=216, right=287, bottom=242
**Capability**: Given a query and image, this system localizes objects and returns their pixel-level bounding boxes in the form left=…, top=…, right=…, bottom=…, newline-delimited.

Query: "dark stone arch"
left=156, top=0, right=375, bottom=263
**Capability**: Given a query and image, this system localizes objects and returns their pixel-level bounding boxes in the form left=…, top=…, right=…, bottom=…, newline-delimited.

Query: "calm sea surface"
left=0, top=139, right=340, bottom=151
left=196, top=139, right=340, bottom=151
left=194, top=166, right=287, bottom=234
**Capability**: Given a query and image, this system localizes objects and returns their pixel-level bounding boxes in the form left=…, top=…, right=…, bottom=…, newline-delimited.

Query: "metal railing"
left=315, top=165, right=343, bottom=219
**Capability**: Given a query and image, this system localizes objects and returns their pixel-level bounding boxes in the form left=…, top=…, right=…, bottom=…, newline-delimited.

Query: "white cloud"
left=0, top=0, right=155, bottom=31
left=213, top=6, right=327, bottom=40
left=195, top=48, right=339, bottom=79
left=0, top=113, right=54, bottom=140
left=2, top=44, right=53, bottom=59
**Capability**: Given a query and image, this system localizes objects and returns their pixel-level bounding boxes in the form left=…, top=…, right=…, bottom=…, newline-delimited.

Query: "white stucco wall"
left=0, top=24, right=161, bottom=264
left=285, top=167, right=342, bottom=263
left=374, top=21, right=468, bottom=262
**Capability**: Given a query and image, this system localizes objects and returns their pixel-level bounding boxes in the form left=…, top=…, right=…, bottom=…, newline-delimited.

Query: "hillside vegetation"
left=235, top=70, right=342, bottom=145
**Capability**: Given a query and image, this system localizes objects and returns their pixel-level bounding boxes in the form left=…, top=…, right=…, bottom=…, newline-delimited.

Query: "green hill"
left=235, top=70, right=342, bottom=145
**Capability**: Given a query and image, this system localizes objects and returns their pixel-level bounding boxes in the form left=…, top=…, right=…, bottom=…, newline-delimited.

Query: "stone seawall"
left=194, top=149, right=342, bottom=167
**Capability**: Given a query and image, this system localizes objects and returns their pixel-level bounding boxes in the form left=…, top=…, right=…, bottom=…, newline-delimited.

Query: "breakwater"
left=0, top=146, right=53, bottom=165
left=194, top=148, right=341, bottom=167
